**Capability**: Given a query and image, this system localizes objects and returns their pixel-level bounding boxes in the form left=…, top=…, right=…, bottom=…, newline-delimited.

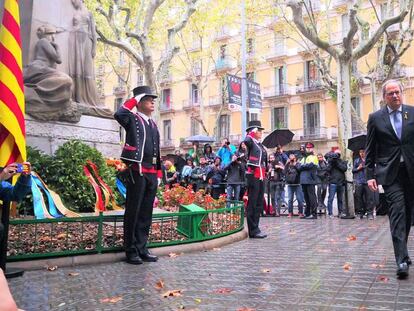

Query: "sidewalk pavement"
left=8, top=216, right=414, bottom=311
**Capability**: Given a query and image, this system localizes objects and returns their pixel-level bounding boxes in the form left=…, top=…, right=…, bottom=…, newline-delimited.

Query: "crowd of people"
left=161, top=139, right=375, bottom=220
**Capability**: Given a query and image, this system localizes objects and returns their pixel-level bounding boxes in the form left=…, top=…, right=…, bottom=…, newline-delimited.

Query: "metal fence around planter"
left=7, top=201, right=244, bottom=261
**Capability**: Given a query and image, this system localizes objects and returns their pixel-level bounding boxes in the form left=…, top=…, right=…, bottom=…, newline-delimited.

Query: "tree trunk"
left=370, top=80, right=381, bottom=112
left=336, top=59, right=355, bottom=216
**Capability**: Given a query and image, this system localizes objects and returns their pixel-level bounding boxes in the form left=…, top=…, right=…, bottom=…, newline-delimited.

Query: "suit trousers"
left=302, top=184, right=318, bottom=217
left=354, top=184, right=374, bottom=216
left=384, top=163, right=414, bottom=265
left=124, top=170, right=157, bottom=256
left=246, top=174, right=264, bottom=236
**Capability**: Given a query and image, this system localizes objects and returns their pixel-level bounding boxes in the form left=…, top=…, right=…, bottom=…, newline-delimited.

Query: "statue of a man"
left=24, top=25, right=80, bottom=122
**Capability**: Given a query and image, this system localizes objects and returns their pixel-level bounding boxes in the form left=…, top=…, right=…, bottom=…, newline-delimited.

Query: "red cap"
left=305, top=142, right=314, bottom=148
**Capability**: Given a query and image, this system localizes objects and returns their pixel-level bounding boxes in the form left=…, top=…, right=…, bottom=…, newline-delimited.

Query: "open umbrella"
left=185, top=134, right=216, bottom=143
left=262, top=129, right=294, bottom=148
left=347, top=134, right=366, bottom=152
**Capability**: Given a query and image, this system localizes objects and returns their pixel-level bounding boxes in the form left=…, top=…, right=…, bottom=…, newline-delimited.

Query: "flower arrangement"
left=160, top=184, right=226, bottom=212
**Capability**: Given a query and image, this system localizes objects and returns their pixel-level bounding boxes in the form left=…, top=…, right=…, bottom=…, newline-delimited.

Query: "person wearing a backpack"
left=284, top=153, right=304, bottom=217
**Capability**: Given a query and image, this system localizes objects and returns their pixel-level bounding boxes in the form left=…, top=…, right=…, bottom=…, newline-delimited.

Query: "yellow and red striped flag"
left=0, top=0, right=26, bottom=167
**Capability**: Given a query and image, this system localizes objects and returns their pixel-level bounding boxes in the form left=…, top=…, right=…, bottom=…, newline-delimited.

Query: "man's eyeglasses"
left=386, top=91, right=400, bottom=96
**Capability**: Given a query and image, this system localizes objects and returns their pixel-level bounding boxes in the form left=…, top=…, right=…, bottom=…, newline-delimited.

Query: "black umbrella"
left=262, top=129, right=294, bottom=148
left=347, top=134, right=367, bottom=152
left=164, top=154, right=186, bottom=172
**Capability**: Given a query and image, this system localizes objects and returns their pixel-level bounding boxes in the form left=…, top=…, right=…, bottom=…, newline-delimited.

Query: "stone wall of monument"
left=26, top=115, right=122, bottom=158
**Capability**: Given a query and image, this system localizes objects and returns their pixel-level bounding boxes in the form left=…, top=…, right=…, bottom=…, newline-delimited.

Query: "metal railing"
left=7, top=202, right=244, bottom=261
left=263, top=84, right=293, bottom=97
left=296, top=80, right=324, bottom=93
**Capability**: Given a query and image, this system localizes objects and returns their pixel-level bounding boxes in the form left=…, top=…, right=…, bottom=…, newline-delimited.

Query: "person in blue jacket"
left=0, top=162, right=31, bottom=311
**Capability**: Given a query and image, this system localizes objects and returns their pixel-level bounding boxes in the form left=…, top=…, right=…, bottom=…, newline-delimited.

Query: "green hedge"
left=24, top=140, right=124, bottom=213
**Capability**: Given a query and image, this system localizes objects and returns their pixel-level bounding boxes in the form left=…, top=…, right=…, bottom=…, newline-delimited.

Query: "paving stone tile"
left=8, top=217, right=414, bottom=310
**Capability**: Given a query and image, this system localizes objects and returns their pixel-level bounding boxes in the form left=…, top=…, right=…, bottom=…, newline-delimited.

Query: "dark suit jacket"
left=365, top=104, right=414, bottom=186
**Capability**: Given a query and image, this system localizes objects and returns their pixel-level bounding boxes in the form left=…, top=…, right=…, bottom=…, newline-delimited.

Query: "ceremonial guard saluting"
left=243, top=120, right=268, bottom=238
left=114, top=86, right=161, bottom=265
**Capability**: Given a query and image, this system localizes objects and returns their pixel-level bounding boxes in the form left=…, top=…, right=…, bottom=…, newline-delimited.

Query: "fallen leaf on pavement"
left=212, top=248, right=221, bottom=251
left=358, top=305, right=367, bottom=311
left=343, top=263, right=352, bottom=271
left=67, top=272, right=79, bottom=277
left=194, top=298, right=202, bottom=303
left=347, top=235, right=357, bottom=241
left=155, top=279, right=165, bottom=290
left=371, top=263, right=385, bottom=269
left=214, top=288, right=233, bottom=294
left=258, top=283, right=271, bottom=291
left=46, top=265, right=58, bottom=271
left=237, top=308, right=256, bottom=311
left=162, top=289, right=182, bottom=298
left=169, top=252, right=181, bottom=258
left=288, top=229, right=296, bottom=235
left=100, top=296, right=123, bottom=303
left=261, top=269, right=271, bottom=273
left=376, top=275, right=389, bottom=283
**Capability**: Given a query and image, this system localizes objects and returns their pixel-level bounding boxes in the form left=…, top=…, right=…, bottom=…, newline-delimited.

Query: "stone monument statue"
left=69, top=0, right=111, bottom=117
left=24, top=25, right=81, bottom=122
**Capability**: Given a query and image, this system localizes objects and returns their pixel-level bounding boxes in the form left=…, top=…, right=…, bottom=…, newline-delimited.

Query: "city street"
left=8, top=216, right=414, bottom=311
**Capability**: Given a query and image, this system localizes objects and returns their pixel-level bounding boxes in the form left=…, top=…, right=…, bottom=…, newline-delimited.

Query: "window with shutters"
left=161, top=89, right=171, bottom=108
left=218, top=115, right=230, bottom=139
left=191, top=84, right=199, bottom=104
left=190, top=118, right=200, bottom=136
left=163, top=120, right=172, bottom=141
left=274, top=66, right=287, bottom=95
left=303, top=102, right=320, bottom=138
left=272, top=107, right=288, bottom=130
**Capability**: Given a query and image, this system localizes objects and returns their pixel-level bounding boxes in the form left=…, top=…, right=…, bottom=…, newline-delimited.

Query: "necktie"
left=393, top=110, right=402, bottom=139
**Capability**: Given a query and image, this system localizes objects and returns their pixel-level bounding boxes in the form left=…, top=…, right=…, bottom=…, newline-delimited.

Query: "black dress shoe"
left=139, top=252, right=158, bottom=262
left=304, top=215, right=317, bottom=219
left=250, top=232, right=267, bottom=239
left=407, top=258, right=412, bottom=266
left=397, top=262, right=409, bottom=278
left=126, top=254, right=143, bottom=265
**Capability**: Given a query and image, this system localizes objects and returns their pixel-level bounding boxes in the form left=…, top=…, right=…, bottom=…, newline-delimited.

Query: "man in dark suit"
left=114, top=86, right=161, bottom=265
left=365, top=79, right=414, bottom=278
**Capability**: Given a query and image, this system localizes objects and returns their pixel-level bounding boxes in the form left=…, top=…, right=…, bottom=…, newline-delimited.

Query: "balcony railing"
left=213, top=57, right=237, bottom=72
left=229, top=134, right=242, bottom=146
left=159, top=73, right=172, bottom=85
left=182, top=100, right=200, bottom=110
left=113, top=85, right=127, bottom=97
left=296, top=80, right=324, bottom=93
left=160, top=139, right=175, bottom=149
left=266, top=46, right=287, bottom=62
left=216, top=27, right=233, bottom=41
left=301, top=127, right=328, bottom=140
left=263, top=84, right=293, bottom=98
left=208, top=96, right=223, bottom=107
left=160, top=103, right=175, bottom=113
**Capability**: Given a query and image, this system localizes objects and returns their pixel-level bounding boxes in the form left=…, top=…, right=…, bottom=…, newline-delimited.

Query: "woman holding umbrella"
left=243, top=120, right=268, bottom=239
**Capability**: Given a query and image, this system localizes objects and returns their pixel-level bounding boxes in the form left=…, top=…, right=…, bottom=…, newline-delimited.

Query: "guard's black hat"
left=246, top=120, right=265, bottom=132
left=132, top=85, right=158, bottom=99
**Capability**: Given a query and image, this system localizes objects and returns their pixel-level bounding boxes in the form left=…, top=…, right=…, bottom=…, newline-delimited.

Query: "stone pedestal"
left=26, top=115, right=122, bottom=158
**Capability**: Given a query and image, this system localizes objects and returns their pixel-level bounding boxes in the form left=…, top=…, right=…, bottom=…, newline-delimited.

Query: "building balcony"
left=291, top=126, right=340, bottom=141
left=188, top=40, right=202, bottom=52
left=208, top=96, right=223, bottom=107
left=301, top=127, right=328, bottom=140
left=159, top=103, right=175, bottom=114
left=265, top=47, right=287, bottom=63
left=229, top=134, right=242, bottom=146
left=296, top=80, right=324, bottom=93
left=216, top=27, right=233, bottom=41
left=182, top=100, right=200, bottom=111
left=113, top=85, right=127, bottom=97
left=212, top=57, right=237, bottom=73
left=160, top=139, right=176, bottom=150
left=263, top=84, right=294, bottom=98
left=159, top=73, right=172, bottom=86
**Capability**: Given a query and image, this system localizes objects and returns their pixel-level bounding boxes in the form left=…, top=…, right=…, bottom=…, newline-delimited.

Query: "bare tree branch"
left=286, top=0, right=339, bottom=58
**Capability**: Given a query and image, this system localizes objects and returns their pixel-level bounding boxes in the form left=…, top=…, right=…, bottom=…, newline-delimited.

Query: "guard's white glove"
left=157, top=178, right=162, bottom=187
left=135, top=94, right=146, bottom=103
